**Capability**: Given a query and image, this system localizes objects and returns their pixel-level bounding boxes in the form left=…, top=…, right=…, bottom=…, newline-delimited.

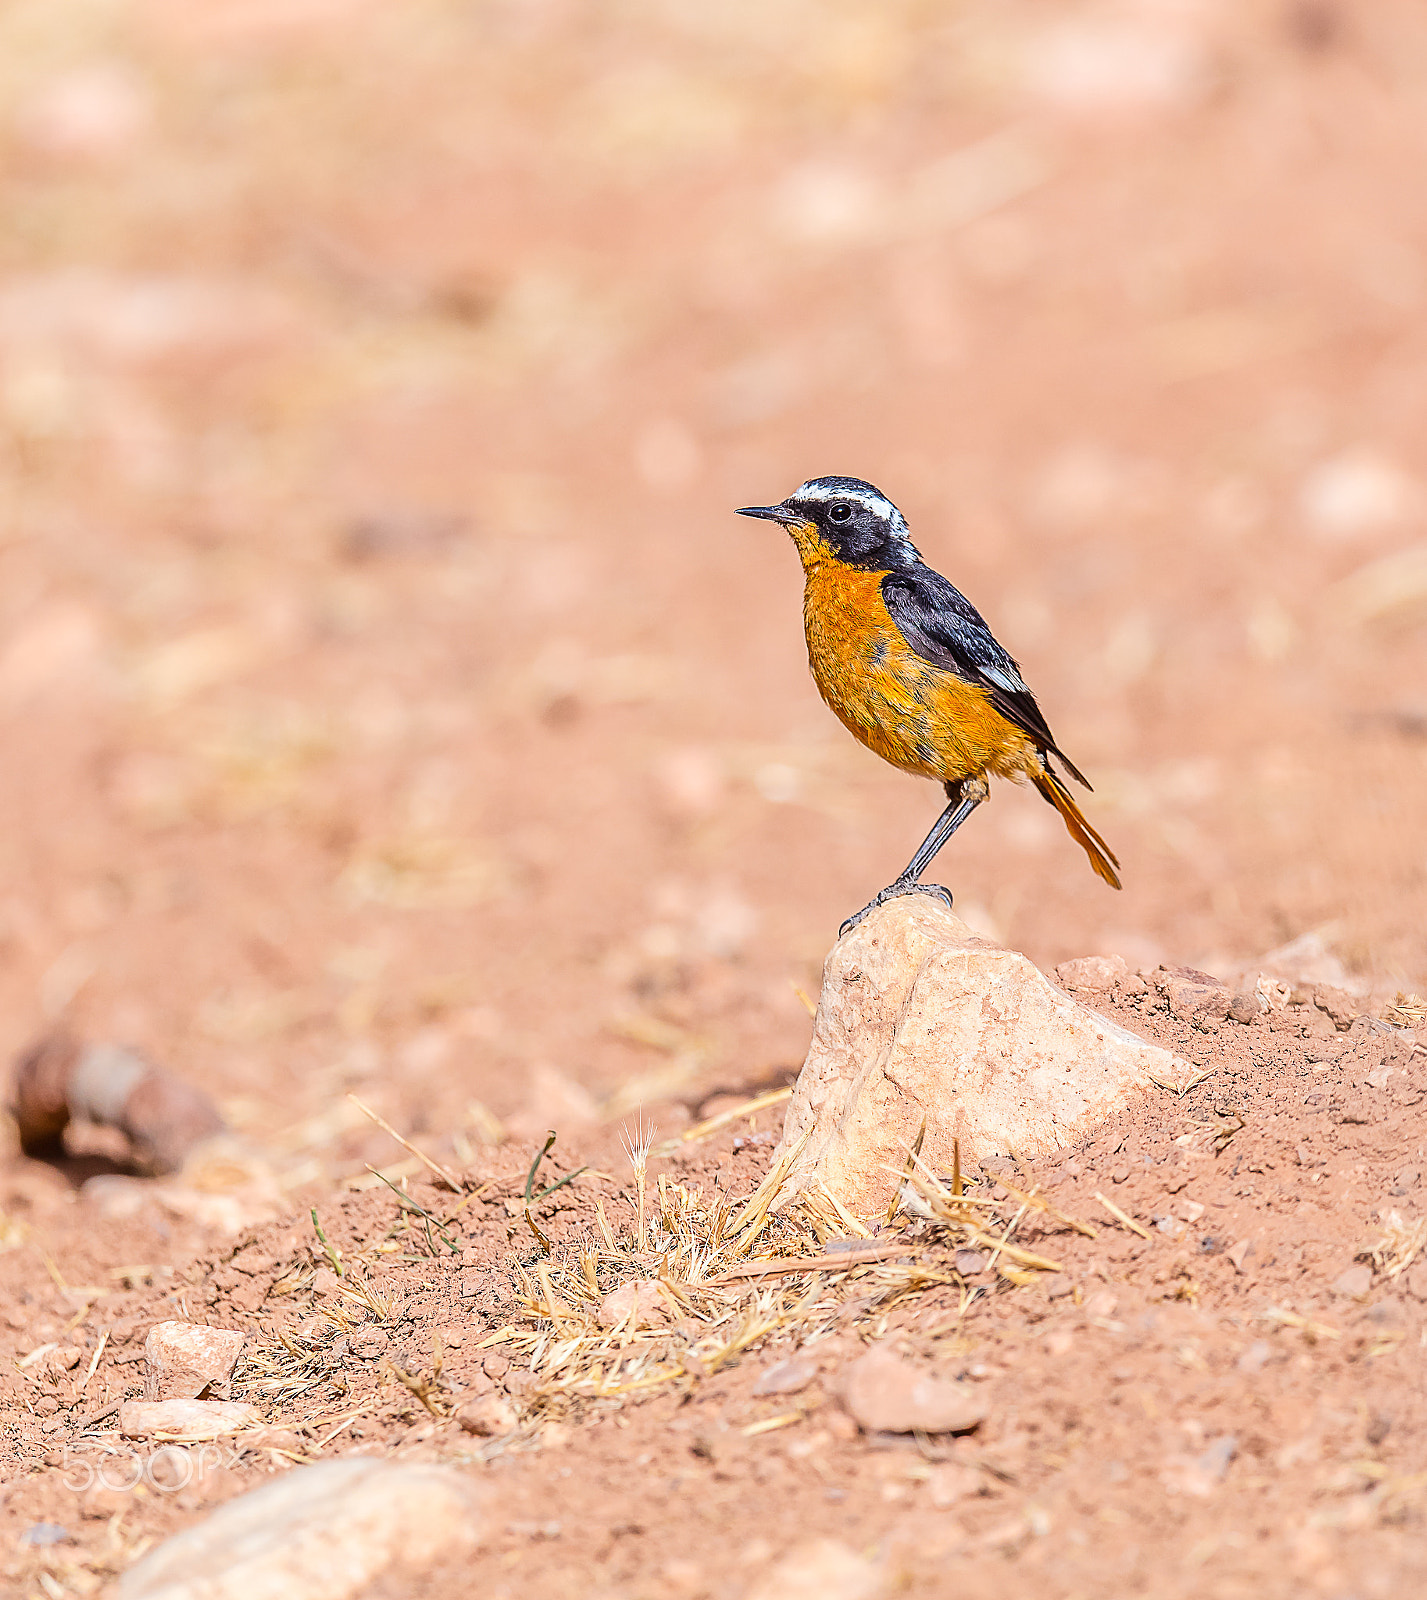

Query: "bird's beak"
left=735, top=503, right=802, bottom=526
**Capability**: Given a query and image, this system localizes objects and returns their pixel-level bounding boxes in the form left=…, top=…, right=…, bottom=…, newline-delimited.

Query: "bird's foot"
left=838, top=880, right=952, bottom=940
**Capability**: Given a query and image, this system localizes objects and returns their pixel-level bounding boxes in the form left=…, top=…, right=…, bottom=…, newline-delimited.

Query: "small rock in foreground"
left=840, top=1343, right=986, bottom=1436
left=455, top=1393, right=518, bottom=1436
left=1053, top=954, right=1128, bottom=993
left=1332, top=1264, right=1373, bottom=1300
left=751, top=1357, right=817, bottom=1397
left=145, top=1322, right=245, bottom=1400
left=116, top=1458, right=488, bottom=1600
left=744, top=1537, right=885, bottom=1600
left=119, top=1400, right=260, bottom=1440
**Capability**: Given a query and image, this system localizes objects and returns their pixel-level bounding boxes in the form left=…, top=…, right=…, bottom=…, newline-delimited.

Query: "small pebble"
left=456, top=1393, right=518, bottom=1437
left=1331, top=1264, right=1372, bottom=1300
left=752, top=1357, right=817, bottom=1397
left=840, top=1344, right=987, bottom=1435
left=1227, top=1239, right=1254, bottom=1273
left=20, top=1524, right=70, bottom=1548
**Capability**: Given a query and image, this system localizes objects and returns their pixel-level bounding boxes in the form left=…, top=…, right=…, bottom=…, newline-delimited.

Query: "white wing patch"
left=980, top=662, right=1028, bottom=694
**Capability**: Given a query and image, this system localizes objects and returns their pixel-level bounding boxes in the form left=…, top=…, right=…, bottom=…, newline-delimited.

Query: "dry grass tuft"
left=488, top=1133, right=1070, bottom=1424
left=1367, top=1209, right=1427, bottom=1280
left=1382, top=993, right=1426, bottom=1028
left=215, top=1124, right=1079, bottom=1445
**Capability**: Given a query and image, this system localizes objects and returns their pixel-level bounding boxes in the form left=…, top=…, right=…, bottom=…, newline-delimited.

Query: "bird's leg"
left=838, top=777, right=989, bottom=939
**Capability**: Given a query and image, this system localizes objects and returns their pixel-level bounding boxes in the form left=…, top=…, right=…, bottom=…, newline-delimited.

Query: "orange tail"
left=1033, top=769, right=1122, bottom=889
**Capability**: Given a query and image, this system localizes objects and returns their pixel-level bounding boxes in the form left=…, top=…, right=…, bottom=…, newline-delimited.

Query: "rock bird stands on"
left=737, top=476, right=1120, bottom=935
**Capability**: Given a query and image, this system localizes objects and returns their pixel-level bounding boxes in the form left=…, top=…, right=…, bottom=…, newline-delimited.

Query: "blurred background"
left=0, top=0, right=1423, bottom=1178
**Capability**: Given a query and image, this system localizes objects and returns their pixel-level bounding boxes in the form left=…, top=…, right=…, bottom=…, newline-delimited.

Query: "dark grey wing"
left=881, top=567, right=1091, bottom=788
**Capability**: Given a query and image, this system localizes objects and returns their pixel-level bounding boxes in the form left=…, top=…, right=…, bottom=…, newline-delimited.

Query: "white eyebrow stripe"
left=793, top=481, right=898, bottom=518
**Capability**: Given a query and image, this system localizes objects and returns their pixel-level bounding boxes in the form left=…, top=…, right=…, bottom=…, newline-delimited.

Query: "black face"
left=736, top=475, right=916, bottom=570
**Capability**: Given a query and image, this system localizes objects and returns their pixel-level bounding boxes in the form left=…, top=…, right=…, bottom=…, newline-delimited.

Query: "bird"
left=736, top=476, right=1120, bottom=936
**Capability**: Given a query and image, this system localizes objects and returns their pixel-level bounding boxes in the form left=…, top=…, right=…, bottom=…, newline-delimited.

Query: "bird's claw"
left=838, top=880, right=953, bottom=940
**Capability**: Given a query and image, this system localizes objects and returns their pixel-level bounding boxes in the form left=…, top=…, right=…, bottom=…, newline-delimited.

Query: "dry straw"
left=490, top=1133, right=1078, bottom=1424
left=215, top=1121, right=1086, bottom=1446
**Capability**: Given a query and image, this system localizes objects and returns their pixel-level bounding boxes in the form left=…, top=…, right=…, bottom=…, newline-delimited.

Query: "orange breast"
left=802, top=563, right=1036, bottom=783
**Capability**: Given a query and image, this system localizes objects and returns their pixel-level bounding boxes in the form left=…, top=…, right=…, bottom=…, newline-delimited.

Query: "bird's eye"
left=828, top=502, right=853, bottom=522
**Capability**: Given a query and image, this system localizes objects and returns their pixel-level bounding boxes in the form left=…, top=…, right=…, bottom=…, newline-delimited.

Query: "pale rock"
left=145, top=1322, right=245, bottom=1400
left=1332, top=1264, right=1372, bottom=1300
left=598, top=1279, right=668, bottom=1330
left=771, top=900, right=1176, bottom=1217
left=119, top=1399, right=260, bottom=1440
left=1054, top=954, right=1128, bottom=993
left=743, top=1537, right=884, bottom=1600
left=115, top=1459, right=487, bottom=1600
left=751, top=1357, right=817, bottom=1397
left=927, top=1462, right=983, bottom=1508
left=840, top=1344, right=986, bottom=1436
left=1154, top=966, right=1231, bottom=1027
left=455, top=1393, right=518, bottom=1437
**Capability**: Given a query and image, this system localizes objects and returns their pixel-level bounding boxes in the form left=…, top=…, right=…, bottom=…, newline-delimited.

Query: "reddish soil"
left=1, top=1, right=1426, bottom=1596
left=2, top=981, right=1425, bottom=1598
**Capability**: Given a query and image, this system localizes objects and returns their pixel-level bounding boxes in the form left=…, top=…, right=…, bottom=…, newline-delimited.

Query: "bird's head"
left=736, top=477, right=918, bottom=571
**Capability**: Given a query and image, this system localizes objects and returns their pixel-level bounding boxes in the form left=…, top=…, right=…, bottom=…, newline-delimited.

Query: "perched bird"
left=736, top=477, right=1120, bottom=935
